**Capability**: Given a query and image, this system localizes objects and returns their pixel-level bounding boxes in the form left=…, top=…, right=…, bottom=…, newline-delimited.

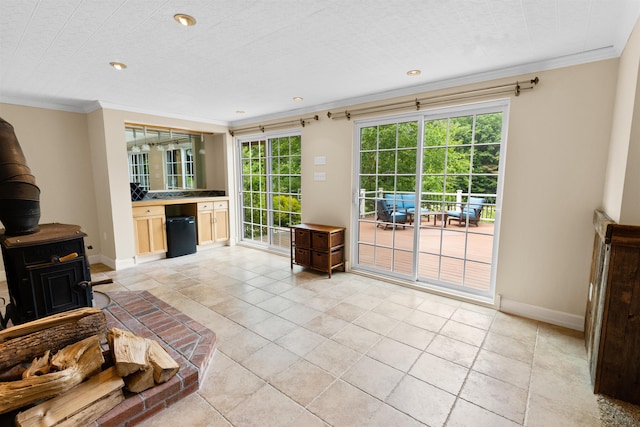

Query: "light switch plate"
left=314, top=156, right=326, bottom=165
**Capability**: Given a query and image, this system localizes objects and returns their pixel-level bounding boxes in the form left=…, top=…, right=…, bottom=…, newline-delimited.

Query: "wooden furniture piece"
left=132, top=205, right=167, bottom=256
left=197, top=200, right=229, bottom=246
left=290, top=223, right=345, bottom=278
left=423, top=211, right=448, bottom=227
left=447, top=197, right=484, bottom=227
left=585, top=210, right=640, bottom=404
left=132, top=197, right=229, bottom=256
left=375, top=199, right=407, bottom=229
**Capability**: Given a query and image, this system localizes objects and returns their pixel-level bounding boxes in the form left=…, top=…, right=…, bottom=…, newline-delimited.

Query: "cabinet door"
left=197, top=210, right=215, bottom=245
left=134, top=215, right=166, bottom=255
left=214, top=208, right=229, bottom=242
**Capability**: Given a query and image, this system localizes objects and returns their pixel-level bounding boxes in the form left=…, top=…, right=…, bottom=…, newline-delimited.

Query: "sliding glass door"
left=354, top=102, right=507, bottom=298
left=238, top=133, right=302, bottom=251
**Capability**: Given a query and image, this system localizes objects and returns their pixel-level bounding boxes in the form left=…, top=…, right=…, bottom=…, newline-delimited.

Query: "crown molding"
left=228, top=45, right=619, bottom=127
left=1, top=45, right=621, bottom=128
left=0, top=96, right=86, bottom=113
left=91, top=101, right=230, bottom=127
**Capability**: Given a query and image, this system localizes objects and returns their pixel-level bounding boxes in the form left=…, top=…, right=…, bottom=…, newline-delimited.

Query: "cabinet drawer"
left=197, top=202, right=214, bottom=211
left=214, top=201, right=228, bottom=209
left=295, top=229, right=310, bottom=248
left=295, top=248, right=310, bottom=266
left=132, top=205, right=164, bottom=217
left=311, top=230, right=344, bottom=251
left=311, top=231, right=328, bottom=251
left=311, top=247, right=344, bottom=270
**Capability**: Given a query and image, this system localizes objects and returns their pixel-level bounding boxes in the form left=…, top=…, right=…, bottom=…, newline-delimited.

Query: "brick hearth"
left=92, top=291, right=217, bottom=427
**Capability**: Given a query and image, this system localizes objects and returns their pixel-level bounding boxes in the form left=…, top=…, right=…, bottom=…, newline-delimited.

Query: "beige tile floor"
left=7, top=245, right=602, bottom=426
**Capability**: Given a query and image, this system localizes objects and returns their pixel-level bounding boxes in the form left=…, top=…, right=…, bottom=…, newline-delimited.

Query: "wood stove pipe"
left=0, top=117, right=40, bottom=236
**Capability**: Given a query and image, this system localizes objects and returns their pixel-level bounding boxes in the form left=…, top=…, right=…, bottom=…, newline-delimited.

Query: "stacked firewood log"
left=0, top=308, right=179, bottom=426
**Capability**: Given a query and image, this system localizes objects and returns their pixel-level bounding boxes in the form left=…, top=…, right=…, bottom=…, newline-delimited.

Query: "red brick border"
left=90, top=291, right=217, bottom=427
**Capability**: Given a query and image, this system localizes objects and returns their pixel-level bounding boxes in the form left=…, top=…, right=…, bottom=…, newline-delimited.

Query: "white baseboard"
left=90, top=254, right=136, bottom=271
left=115, top=256, right=137, bottom=270
left=499, top=297, right=584, bottom=331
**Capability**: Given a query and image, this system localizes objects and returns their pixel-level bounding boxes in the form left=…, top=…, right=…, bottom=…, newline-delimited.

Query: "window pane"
left=397, top=149, right=416, bottom=174
left=378, top=151, right=396, bottom=174
left=378, top=124, right=397, bottom=149
left=361, top=127, right=378, bottom=150
left=424, top=119, right=447, bottom=146
left=398, top=122, right=418, bottom=148
left=474, top=113, right=503, bottom=144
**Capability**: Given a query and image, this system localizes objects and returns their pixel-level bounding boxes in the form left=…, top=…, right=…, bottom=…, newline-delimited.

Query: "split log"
left=0, top=309, right=106, bottom=371
left=0, top=335, right=104, bottom=415
left=22, top=350, right=51, bottom=379
left=147, top=338, right=179, bottom=384
left=15, top=367, right=124, bottom=427
left=0, top=364, right=26, bottom=382
left=0, top=307, right=104, bottom=343
left=56, top=390, right=123, bottom=427
left=108, top=328, right=149, bottom=377
left=124, top=365, right=155, bottom=393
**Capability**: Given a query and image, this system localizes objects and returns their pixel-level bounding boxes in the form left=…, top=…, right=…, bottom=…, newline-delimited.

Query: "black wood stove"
left=0, top=223, right=93, bottom=325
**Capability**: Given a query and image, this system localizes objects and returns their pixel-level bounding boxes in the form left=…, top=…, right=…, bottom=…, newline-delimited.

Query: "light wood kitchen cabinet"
left=197, top=200, right=229, bottom=245
left=132, top=205, right=167, bottom=256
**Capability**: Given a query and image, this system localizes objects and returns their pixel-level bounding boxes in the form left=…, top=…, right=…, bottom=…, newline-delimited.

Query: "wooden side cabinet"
left=197, top=200, right=229, bottom=245
left=132, top=205, right=167, bottom=256
left=290, top=223, right=345, bottom=278
left=213, top=200, right=229, bottom=243
left=585, top=210, right=640, bottom=404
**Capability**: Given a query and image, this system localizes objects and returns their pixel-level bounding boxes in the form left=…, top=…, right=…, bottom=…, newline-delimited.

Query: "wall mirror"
left=125, top=124, right=206, bottom=191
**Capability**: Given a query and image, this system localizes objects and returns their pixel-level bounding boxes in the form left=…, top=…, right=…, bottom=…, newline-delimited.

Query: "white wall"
left=0, top=104, right=102, bottom=259
left=603, top=18, right=640, bottom=223
left=94, top=108, right=230, bottom=267
left=286, top=61, right=617, bottom=324
left=0, top=54, right=629, bottom=329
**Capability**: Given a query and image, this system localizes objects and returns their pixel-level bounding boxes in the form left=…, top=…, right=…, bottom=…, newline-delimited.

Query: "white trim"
left=229, top=45, right=618, bottom=126
left=499, top=297, right=585, bottom=331
left=1, top=45, right=619, bottom=126
left=115, top=256, right=138, bottom=270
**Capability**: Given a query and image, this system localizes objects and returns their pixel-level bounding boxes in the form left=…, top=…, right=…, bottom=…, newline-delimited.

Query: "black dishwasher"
left=166, top=216, right=197, bottom=258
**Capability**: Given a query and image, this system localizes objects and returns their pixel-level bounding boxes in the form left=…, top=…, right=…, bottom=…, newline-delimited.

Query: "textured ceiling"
left=1, top=0, right=638, bottom=125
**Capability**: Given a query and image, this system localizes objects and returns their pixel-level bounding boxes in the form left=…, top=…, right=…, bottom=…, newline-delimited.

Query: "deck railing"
left=359, top=188, right=497, bottom=222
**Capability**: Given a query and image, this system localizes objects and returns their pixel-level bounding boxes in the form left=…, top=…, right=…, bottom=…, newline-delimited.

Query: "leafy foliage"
left=241, top=136, right=302, bottom=239
left=359, top=113, right=502, bottom=210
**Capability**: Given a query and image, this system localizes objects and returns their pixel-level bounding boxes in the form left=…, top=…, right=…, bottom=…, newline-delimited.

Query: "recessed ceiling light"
left=293, top=97, right=303, bottom=102
left=174, top=14, right=196, bottom=26
left=110, top=62, right=127, bottom=70
left=406, top=69, right=421, bottom=76
left=235, top=110, right=245, bottom=114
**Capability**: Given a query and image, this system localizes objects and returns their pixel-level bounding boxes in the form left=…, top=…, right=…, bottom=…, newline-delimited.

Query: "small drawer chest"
left=290, top=223, right=345, bottom=278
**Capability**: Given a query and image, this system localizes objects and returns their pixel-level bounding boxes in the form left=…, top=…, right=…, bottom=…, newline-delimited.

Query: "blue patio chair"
left=447, top=197, right=485, bottom=227
left=376, top=199, right=407, bottom=229
left=384, top=193, right=429, bottom=224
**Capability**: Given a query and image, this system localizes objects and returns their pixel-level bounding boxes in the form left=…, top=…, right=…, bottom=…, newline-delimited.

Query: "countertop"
left=132, top=196, right=229, bottom=208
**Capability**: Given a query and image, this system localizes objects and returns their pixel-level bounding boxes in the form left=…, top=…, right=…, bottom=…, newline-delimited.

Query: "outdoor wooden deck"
left=271, top=215, right=495, bottom=293
left=356, top=216, right=495, bottom=292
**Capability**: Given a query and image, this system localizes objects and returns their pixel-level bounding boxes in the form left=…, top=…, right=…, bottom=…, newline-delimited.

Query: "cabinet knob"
left=146, top=209, right=151, bottom=213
